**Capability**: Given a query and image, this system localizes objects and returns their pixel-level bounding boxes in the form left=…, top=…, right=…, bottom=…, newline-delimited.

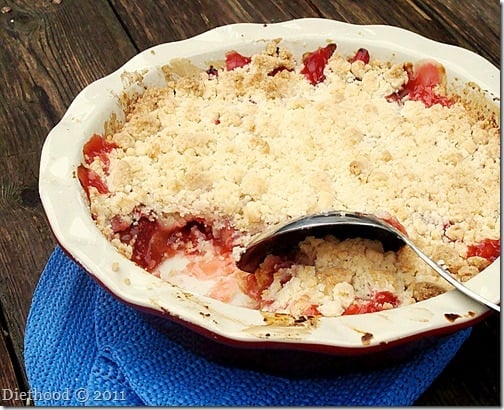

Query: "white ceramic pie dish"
left=39, top=18, right=500, bottom=355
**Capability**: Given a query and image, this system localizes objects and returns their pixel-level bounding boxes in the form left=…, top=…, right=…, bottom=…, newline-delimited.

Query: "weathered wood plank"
left=0, top=326, right=23, bottom=406
left=0, top=1, right=136, bottom=154
left=0, top=0, right=138, bottom=398
left=300, top=0, right=500, bottom=69
left=415, top=0, right=500, bottom=68
left=109, top=0, right=320, bottom=50
left=301, top=0, right=456, bottom=39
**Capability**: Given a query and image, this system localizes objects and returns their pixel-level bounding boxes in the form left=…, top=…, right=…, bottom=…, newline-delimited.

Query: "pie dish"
left=39, top=18, right=500, bottom=354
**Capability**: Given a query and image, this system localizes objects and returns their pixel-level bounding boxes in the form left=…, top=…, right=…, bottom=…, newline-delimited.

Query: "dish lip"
left=39, top=18, right=500, bottom=355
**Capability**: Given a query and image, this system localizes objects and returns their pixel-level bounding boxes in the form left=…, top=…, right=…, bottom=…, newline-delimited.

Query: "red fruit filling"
left=225, top=51, right=252, bottom=71
left=241, top=254, right=293, bottom=304
left=82, top=133, right=117, bottom=169
left=467, top=238, right=500, bottom=262
left=349, top=48, right=370, bottom=64
left=77, top=165, right=109, bottom=199
left=343, top=291, right=399, bottom=315
left=300, top=43, right=337, bottom=85
left=114, top=215, right=236, bottom=272
left=206, top=65, right=219, bottom=78
left=268, top=65, right=293, bottom=77
left=379, top=214, right=409, bottom=236
left=387, top=61, right=453, bottom=107
left=77, top=134, right=117, bottom=199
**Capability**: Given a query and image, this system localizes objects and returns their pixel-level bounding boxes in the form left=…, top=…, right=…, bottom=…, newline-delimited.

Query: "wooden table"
left=0, top=0, right=500, bottom=406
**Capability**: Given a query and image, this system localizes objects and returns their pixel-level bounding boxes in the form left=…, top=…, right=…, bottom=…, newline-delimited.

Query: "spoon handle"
left=402, top=236, right=500, bottom=312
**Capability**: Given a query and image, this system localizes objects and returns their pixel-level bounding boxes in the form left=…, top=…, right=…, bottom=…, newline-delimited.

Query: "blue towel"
left=24, top=246, right=471, bottom=406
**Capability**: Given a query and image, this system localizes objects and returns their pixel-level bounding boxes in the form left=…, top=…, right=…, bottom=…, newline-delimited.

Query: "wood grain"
left=416, top=0, right=500, bottom=68
left=0, top=0, right=138, bottom=397
left=109, top=0, right=320, bottom=50
left=0, top=321, right=23, bottom=406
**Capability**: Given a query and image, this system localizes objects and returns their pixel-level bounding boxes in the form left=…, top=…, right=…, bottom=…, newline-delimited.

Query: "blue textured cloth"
left=24, top=246, right=471, bottom=406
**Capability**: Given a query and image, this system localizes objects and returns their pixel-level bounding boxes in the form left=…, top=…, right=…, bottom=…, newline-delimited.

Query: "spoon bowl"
left=237, top=210, right=500, bottom=312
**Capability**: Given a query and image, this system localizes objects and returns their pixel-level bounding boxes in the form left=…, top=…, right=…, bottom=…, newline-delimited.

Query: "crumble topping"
left=79, top=40, right=500, bottom=316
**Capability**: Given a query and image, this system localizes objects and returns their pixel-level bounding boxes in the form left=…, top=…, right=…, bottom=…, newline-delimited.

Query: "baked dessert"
left=77, top=40, right=500, bottom=317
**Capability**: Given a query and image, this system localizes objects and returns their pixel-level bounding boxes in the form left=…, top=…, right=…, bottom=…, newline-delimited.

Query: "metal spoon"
left=237, top=210, right=500, bottom=312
